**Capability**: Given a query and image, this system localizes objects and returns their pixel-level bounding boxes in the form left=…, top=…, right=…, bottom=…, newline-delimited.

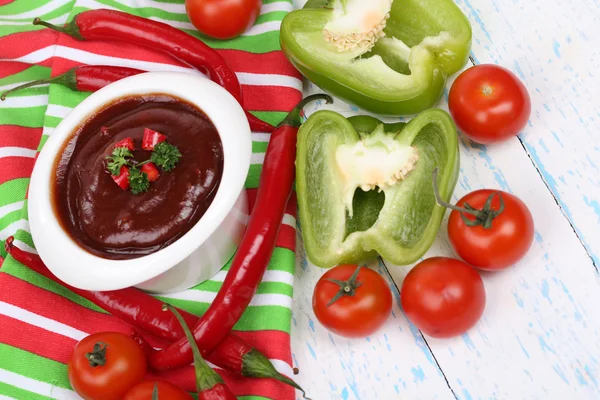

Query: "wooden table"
left=289, top=1, right=600, bottom=399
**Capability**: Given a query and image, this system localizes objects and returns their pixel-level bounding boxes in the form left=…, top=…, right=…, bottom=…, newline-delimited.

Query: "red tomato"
left=448, top=189, right=534, bottom=270
left=185, top=0, right=262, bottom=40
left=401, top=258, right=486, bottom=338
left=68, top=332, right=147, bottom=400
left=448, top=64, right=531, bottom=144
left=312, top=264, right=393, bottom=338
left=124, top=381, right=193, bottom=400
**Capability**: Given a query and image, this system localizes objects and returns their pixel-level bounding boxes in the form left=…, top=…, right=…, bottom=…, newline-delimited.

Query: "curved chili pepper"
left=4, top=237, right=307, bottom=395
left=148, top=93, right=333, bottom=372
left=0, top=65, right=142, bottom=101
left=33, top=11, right=274, bottom=133
left=168, top=305, right=238, bottom=400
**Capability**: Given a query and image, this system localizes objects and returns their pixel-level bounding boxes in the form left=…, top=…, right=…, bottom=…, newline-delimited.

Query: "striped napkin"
left=0, top=0, right=303, bottom=399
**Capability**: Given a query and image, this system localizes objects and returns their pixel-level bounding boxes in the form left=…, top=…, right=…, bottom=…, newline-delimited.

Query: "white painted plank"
left=454, top=0, right=600, bottom=266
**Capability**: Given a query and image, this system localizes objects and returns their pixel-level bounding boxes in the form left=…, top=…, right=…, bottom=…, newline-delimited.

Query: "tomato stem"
left=325, top=266, right=363, bottom=306
left=85, top=342, right=108, bottom=367
left=432, top=167, right=505, bottom=229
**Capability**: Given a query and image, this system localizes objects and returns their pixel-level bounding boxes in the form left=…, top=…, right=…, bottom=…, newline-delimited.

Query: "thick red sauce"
left=53, top=94, right=224, bottom=260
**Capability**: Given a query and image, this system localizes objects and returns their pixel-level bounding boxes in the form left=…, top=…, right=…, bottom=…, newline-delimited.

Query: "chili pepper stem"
left=432, top=167, right=505, bottom=229
left=0, top=69, right=76, bottom=101
left=242, top=348, right=311, bottom=399
left=277, top=93, right=333, bottom=128
left=164, top=304, right=223, bottom=392
left=33, top=17, right=83, bottom=40
left=152, top=383, right=159, bottom=400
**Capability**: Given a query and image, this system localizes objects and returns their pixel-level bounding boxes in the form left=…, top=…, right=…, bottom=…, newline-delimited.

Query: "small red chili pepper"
left=3, top=237, right=308, bottom=397
left=166, top=305, right=238, bottom=400
left=142, top=128, right=166, bottom=151
left=112, top=166, right=130, bottom=190
left=148, top=94, right=333, bottom=372
left=0, top=65, right=142, bottom=101
left=141, top=163, right=160, bottom=182
left=114, top=137, right=135, bottom=151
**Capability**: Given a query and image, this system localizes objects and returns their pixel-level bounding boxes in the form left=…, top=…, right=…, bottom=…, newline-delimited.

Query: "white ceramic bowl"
left=28, top=72, right=251, bottom=293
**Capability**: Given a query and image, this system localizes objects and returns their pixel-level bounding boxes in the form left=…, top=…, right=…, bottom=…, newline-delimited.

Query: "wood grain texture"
left=289, top=0, right=600, bottom=399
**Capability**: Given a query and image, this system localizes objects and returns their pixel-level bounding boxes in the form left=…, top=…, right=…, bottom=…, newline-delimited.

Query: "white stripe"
left=282, top=213, right=296, bottom=228
left=12, top=240, right=38, bottom=254
left=0, top=201, right=25, bottom=219
left=0, top=301, right=87, bottom=341
left=238, top=72, right=302, bottom=89
left=42, top=126, right=55, bottom=137
left=252, top=132, right=271, bottom=142
left=159, top=291, right=292, bottom=307
left=0, top=82, right=49, bottom=93
left=8, top=46, right=56, bottom=64
left=251, top=152, right=265, bottom=164
left=0, top=13, right=68, bottom=25
left=0, top=0, right=73, bottom=19
left=0, top=393, right=18, bottom=400
left=262, top=1, right=294, bottom=14
left=0, top=220, right=31, bottom=241
left=243, top=20, right=281, bottom=36
left=270, top=358, right=294, bottom=378
left=210, top=269, right=294, bottom=286
left=0, top=147, right=37, bottom=159
left=45, top=104, right=72, bottom=119
left=0, top=368, right=80, bottom=400
left=0, top=94, right=48, bottom=109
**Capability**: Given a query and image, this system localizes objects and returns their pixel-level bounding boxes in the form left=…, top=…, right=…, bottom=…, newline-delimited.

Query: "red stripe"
left=0, top=62, right=34, bottom=79
left=243, top=86, right=301, bottom=113
left=0, top=0, right=16, bottom=4
left=0, top=30, right=58, bottom=59
left=0, top=126, right=42, bottom=149
left=218, top=50, right=301, bottom=78
left=0, top=157, right=35, bottom=185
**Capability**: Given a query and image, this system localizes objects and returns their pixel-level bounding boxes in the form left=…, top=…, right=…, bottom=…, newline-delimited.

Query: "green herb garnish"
left=128, top=167, right=150, bottom=195
left=106, top=147, right=133, bottom=176
left=151, top=142, right=182, bottom=171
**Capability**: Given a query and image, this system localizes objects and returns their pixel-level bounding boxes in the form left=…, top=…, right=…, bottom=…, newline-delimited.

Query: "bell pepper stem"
left=432, top=167, right=505, bottom=229
left=0, top=69, right=76, bottom=100
left=277, top=93, right=333, bottom=128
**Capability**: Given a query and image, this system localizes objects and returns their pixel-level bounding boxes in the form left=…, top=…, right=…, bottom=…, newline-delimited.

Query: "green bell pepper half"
left=296, top=108, right=459, bottom=268
left=281, top=0, right=472, bottom=116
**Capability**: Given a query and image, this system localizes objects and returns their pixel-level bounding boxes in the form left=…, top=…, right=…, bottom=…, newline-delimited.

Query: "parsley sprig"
left=105, top=137, right=181, bottom=194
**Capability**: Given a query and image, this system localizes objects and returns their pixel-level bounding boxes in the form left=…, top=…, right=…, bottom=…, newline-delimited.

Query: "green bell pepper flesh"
left=281, top=0, right=472, bottom=116
left=296, top=108, right=459, bottom=268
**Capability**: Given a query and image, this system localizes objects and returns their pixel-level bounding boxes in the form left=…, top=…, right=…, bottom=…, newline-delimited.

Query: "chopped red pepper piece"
left=112, top=166, right=130, bottom=190
left=114, top=137, right=135, bottom=151
left=141, top=163, right=160, bottom=182
left=142, top=128, right=166, bottom=151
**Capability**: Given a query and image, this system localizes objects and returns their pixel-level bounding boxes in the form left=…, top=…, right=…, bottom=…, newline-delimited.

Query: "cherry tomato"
left=68, top=332, right=147, bottom=400
left=312, top=264, right=393, bottom=338
left=124, top=381, right=193, bottom=400
left=448, top=189, right=534, bottom=271
left=448, top=64, right=531, bottom=144
left=401, top=258, right=486, bottom=338
left=185, top=0, right=262, bottom=40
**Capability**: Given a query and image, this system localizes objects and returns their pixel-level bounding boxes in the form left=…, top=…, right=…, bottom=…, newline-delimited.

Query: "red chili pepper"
left=114, top=137, right=135, bottom=151
left=33, top=10, right=274, bottom=133
left=142, top=128, right=166, bottom=151
left=112, top=166, right=130, bottom=190
left=3, top=237, right=308, bottom=397
left=141, top=163, right=160, bottom=182
left=148, top=94, right=333, bottom=372
left=0, top=65, right=142, bottom=101
left=167, top=305, right=237, bottom=400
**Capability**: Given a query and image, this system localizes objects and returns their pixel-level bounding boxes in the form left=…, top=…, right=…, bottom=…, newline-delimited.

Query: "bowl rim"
left=28, top=71, right=252, bottom=291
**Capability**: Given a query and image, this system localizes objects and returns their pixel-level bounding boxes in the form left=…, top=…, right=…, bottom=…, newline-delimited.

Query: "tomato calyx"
left=85, top=342, right=108, bottom=367
left=325, top=266, right=363, bottom=306
left=432, top=168, right=505, bottom=229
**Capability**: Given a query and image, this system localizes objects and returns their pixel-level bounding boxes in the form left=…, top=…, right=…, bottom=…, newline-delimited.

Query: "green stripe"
left=0, top=381, right=52, bottom=400
left=245, top=164, right=262, bottom=188
left=221, top=247, right=296, bottom=273
left=74, top=0, right=189, bottom=21
left=0, top=344, right=71, bottom=389
left=250, top=111, right=287, bottom=126
left=0, top=107, right=47, bottom=127
left=190, top=280, right=293, bottom=296
left=48, top=87, right=89, bottom=108
left=0, top=1, right=73, bottom=22
left=0, top=66, right=50, bottom=86
left=0, top=179, right=29, bottom=208
left=0, top=210, right=22, bottom=232
left=256, top=11, right=288, bottom=24
left=252, top=141, right=269, bottom=153
left=0, top=0, right=56, bottom=15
